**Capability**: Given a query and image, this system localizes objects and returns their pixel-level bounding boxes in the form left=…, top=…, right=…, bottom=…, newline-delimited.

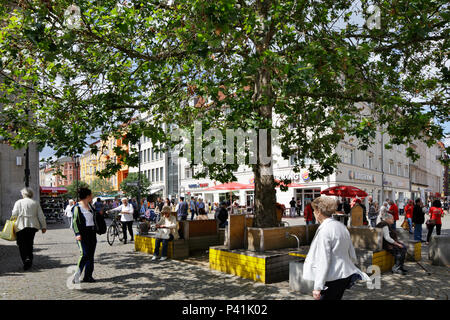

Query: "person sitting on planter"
left=152, top=206, right=179, bottom=261
left=376, top=213, right=408, bottom=275
left=195, top=207, right=209, bottom=220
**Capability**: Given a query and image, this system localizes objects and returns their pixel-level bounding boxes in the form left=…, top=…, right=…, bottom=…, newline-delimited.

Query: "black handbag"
left=90, top=204, right=106, bottom=235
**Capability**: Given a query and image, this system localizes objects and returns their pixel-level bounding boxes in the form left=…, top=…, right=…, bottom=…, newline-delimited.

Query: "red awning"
left=40, top=186, right=68, bottom=194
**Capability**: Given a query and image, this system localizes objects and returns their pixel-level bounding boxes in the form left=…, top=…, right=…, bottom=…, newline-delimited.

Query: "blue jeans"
left=370, top=219, right=377, bottom=228
left=414, top=223, right=423, bottom=241
left=391, top=221, right=396, bottom=230
left=407, top=218, right=413, bottom=233
left=154, top=234, right=174, bottom=258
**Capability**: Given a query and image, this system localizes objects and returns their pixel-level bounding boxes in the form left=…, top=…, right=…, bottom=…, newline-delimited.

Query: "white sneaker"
left=151, top=256, right=158, bottom=261
left=160, top=257, right=167, bottom=261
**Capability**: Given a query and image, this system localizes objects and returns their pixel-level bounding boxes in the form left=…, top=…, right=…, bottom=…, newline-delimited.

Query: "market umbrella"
left=320, top=185, right=368, bottom=198
left=203, top=182, right=254, bottom=191
left=204, top=182, right=254, bottom=213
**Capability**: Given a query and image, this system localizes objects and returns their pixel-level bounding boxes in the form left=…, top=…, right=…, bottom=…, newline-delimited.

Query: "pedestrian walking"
left=376, top=213, right=408, bottom=275
left=296, top=199, right=302, bottom=216
left=404, top=200, right=414, bottom=234
left=215, top=202, right=229, bottom=228
left=11, top=188, right=47, bottom=271
left=398, top=199, right=405, bottom=216
left=189, top=196, right=198, bottom=220
left=94, top=198, right=104, bottom=215
left=368, top=200, right=379, bottom=228
left=388, top=200, right=399, bottom=230
left=303, top=196, right=370, bottom=300
left=64, top=199, right=75, bottom=229
left=152, top=206, right=179, bottom=261
left=289, top=197, right=296, bottom=217
left=425, top=199, right=445, bottom=245
left=177, top=196, right=188, bottom=221
left=109, top=198, right=134, bottom=244
left=304, top=201, right=314, bottom=225
left=412, top=198, right=425, bottom=242
left=343, top=198, right=351, bottom=226
left=72, top=188, right=99, bottom=283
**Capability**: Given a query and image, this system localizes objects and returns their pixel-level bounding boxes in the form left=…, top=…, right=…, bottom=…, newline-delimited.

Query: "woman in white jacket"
left=303, top=196, right=370, bottom=300
left=11, top=188, right=47, bottom=271
left=152, top=206, right=179, bottom=261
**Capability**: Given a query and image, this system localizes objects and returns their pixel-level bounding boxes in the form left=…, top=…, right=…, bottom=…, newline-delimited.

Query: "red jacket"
left=404, top=204, right=413, bottom=219
left=304, top=204, right=313, bottom=221
left=389, top=204, right=399, bottom=221
left=429, top=207, right=444, bottom=225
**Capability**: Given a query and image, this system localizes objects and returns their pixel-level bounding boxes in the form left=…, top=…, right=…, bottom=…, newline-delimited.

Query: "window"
left=143, top=150, right=146, bottom=163
left=350, top=149, right=355, bottom=165
left=152, top=148, right=155, bottom=161
left=160, top=167, right=164, bottom=181
left=397, top=164, right=402, bottom=176
left=156, top=168, right=159, bottom=181
left=405, top=165, right=409, bottom=177
left=152, top=169, right=155, bottom=182
left=185, top=167, right=192, bottom=179
left=367, top=155, right=373, bottom=169
left=389, top=161, right=394, bottom=174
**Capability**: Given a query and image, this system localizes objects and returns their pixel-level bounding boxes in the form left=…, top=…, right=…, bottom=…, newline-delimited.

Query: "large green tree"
left=65, top=179, right=89, bottom=200
left=0, top=0, right=448, bottom=227
left=90, top=177, right=114, bottom=197
left=120, top=172, right=151, bottom=200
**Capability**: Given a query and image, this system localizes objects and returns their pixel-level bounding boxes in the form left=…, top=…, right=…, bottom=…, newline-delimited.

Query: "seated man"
left=376, top=213, right=408, bottom=275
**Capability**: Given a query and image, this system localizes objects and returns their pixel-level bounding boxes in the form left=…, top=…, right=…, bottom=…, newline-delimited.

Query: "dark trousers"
left=320, top=275, right=353, bottom=300
left=386, top=244, right=407, bottom=271
left=154, top=234, right=174, bottom=257
left=121, top=221, right=134, bottom=241
left=426, top=224, right=441, bottom=242
left=190, top=210, right=197, bottom=221
left=16, top=228, right=38, bottom=265
left=76, top=229, right=97, bottom=280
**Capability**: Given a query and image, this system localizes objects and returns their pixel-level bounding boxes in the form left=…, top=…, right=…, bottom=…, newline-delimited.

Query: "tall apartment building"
left=39, top=157, right=79, bottom=187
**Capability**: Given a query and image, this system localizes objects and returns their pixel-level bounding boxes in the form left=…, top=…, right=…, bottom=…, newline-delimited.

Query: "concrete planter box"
left=247, top=225, right=319, bottom=252
left=289, top=259, right=314, bottom=294
left=428, top=234, right=450, bottom=266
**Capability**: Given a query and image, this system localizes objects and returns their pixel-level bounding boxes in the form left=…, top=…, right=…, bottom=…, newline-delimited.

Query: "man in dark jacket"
left=215, top=202, right=229, bottom=228
left=412, top=198, right=425, bottom=242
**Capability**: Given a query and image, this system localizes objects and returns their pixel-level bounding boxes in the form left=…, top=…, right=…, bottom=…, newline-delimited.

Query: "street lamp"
left=137, top=139, right=141, bottom=214
left=74, top=155, right=80, bottom=202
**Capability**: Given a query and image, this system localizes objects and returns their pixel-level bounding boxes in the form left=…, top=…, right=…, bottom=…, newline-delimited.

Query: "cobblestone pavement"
left=0, top=215, right=448, bottom=300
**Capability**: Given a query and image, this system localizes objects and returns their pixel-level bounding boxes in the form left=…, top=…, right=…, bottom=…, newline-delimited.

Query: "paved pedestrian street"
left=0, top=217, right=449, bottom=300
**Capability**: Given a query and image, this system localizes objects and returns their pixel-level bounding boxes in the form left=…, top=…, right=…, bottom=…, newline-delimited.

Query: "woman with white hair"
left=64, top=199, right=75, bottom=229
left=303, top=196, right=369, bottom=300
left=376, top=213, right=408, bottom=275
left=108, top=197, right=134, bottom=244
left=11, top=188, right=47, bottom=271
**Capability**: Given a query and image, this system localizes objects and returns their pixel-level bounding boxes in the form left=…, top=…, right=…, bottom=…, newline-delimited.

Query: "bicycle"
left=106, top=212, right=124, bottom=246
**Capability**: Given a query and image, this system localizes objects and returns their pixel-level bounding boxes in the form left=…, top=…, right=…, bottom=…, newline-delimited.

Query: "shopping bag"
left=401, top=218, right=409, bottom=231
left=0, top=217, right=17, bottom=241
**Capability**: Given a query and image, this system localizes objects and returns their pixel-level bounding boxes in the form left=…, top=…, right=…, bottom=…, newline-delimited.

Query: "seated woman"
left=152, top=206, right=179, bottom=261
left=195, top=208, right=208, bottom=220
left=376, top=213, right=408, bottom=275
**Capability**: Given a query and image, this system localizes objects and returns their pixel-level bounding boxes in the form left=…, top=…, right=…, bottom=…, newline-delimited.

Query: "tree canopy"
left=0, top=0, right=448, bottom=226
left=120, top=172, right=151, bottom=200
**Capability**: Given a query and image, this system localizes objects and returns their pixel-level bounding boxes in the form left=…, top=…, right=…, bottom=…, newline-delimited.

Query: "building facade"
left=79, top=136, right=129, bottom=191
left=0, top=142, right=39, bottom=224
left=39, top=157, right=79, bottom=187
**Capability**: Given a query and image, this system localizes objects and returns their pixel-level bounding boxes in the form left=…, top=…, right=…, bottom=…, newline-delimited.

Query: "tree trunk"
left=253, top=67, right=277, bottom=228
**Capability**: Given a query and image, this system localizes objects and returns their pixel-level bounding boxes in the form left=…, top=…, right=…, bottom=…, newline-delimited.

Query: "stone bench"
left=428, top=235, right=450, bottom=266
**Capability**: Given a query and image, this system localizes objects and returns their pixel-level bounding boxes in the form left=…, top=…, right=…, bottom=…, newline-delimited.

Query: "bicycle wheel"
left=117, top=223, right=124, bottom=242
left=107, top=225, right=116, bottom=246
